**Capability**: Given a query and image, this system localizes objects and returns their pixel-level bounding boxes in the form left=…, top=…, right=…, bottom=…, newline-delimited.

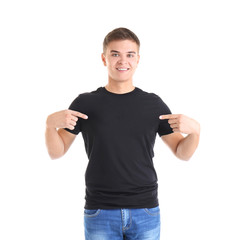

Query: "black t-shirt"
left=65, top=86, right=173, bottom=209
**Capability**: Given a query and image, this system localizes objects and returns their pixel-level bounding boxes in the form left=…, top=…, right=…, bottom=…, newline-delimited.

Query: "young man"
left=45, top=28, right=200, bottom=240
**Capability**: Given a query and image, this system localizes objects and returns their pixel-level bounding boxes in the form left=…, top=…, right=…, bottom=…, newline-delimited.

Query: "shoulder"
left=139, top=88, right=172, bottom=113
left=68, top=87, right=103, bottom=110
left=139, top=88, right=165, bottom=103
left=71, top=87, right=102, bottom=102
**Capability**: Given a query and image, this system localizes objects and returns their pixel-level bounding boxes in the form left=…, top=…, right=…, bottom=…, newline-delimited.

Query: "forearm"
left=176, top=132, right=200, bottom=161
left=45, top=127, right=65, bottom=160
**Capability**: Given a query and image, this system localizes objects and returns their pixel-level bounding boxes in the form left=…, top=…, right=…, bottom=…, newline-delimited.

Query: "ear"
left=101, top=53, right=107, bottom=66
left=136, top=54, right=140, bottom=66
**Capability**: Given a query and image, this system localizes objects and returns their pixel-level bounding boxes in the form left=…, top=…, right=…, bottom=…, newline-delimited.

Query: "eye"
left=112, top=53, right=119, bottom=57
left=127, top=54, right=134, bottom=58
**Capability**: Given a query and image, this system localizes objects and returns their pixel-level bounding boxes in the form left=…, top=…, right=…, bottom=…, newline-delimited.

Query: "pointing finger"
left=159, top=114, right=178, bottom=120
left=70, top=110, right=88, bottom=119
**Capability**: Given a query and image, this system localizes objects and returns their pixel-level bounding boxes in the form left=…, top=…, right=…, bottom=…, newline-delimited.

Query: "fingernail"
left=159, top=116, right=162, bottom=119
left=85, top=115, right=88, bottom=119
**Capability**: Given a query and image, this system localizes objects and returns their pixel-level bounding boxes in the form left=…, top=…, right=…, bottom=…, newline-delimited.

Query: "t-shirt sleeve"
left=64, top=96, right=82, bottom=135
left=157, top=98, right=174, bottom=137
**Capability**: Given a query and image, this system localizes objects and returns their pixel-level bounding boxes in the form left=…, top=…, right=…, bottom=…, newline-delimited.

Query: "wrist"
left=46, top=116, right=56, bottom=130
left=191, top=122, right=200, bottom=136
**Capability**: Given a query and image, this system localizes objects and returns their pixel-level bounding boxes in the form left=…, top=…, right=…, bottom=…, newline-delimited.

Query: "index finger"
left=69, top=110, right=88, bottom=119
left=159, top=114, right=178, bottom=120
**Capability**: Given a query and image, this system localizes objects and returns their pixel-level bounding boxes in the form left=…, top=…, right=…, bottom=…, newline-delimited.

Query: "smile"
left=116, top=68, right=130, bottom=71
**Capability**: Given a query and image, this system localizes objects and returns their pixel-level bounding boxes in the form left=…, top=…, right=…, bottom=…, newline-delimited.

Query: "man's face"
left=101, top=40, right=140, bottom=83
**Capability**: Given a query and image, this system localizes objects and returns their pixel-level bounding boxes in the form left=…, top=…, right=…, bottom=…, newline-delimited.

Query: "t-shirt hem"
left=159, top=131, right=174, bottom=137
left=84, top=203, right=159, bottom=210
left=84, top=198, right=159, bottom=210
left=63, top=127, right=79, bottom=135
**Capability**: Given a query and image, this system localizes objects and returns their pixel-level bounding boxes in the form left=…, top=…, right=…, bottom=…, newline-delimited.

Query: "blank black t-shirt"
left=65, top=86, right=173, bottom=209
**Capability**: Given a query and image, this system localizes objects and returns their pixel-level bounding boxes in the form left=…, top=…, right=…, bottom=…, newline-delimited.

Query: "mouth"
left=116, top=68, right=130, bottom=72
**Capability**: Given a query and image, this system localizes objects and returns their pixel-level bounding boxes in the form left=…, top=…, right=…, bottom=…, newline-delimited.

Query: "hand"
left=46, top=110, right=88, bottom=130
left=159, top=114, right=200, bottom=135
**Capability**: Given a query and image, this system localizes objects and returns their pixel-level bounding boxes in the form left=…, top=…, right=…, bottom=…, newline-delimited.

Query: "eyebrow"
left=110, top=50, right=137, bottom=54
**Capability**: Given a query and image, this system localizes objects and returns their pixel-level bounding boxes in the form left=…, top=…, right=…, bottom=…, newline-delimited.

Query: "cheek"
left=106, top=58, right=117, bottom=67
left=130, top=59, right=138, bottom=67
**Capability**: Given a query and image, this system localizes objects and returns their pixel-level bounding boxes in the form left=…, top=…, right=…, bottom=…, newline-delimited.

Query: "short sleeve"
left=64, top=96, right=82, bottom=135
left=157, top=99, right=173, bottom=137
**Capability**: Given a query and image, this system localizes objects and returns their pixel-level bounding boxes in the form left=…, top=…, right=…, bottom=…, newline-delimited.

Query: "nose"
left=117, top=55, right=128, bottom=64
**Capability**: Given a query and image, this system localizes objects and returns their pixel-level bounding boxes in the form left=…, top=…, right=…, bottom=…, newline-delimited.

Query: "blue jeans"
left=84, top=206, right=160, bottom=240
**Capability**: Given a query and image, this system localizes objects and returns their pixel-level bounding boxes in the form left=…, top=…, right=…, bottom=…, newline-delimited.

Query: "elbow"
left=50, top=155, right=61, bottom=160
left=45, top=143, right=65, bottom=160
left=175, top=145, right=195, bottom=161
left=175, top=151, right=193, bottom=161
left=178, top=155, right=192, bottom=161
left=48, top=150, right=64, bottom=160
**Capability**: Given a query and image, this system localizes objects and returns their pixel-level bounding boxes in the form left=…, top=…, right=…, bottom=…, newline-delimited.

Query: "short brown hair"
left=103, top=27, right=140, bottom=53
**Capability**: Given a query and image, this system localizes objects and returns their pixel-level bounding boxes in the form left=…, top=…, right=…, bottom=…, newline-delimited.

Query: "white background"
left=0, top=0, right=239, bottom=239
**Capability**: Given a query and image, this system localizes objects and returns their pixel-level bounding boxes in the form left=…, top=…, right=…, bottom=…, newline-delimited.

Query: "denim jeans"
left=84, top=206, right=160, bottom=240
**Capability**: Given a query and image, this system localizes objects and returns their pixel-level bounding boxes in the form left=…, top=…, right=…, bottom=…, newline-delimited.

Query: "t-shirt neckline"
left=101, top=86, right=139, bottom=96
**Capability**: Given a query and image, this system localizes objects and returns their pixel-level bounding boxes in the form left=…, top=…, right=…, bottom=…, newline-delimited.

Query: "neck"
left=105, top=81, right=135, bottom=94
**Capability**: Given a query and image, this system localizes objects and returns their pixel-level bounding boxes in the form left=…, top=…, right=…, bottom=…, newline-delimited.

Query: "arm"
left=45, top=128, right=76, bottom=160
left=45, top=110, right=88, bottom=159
left=160, top=114, right=200, bottom=161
